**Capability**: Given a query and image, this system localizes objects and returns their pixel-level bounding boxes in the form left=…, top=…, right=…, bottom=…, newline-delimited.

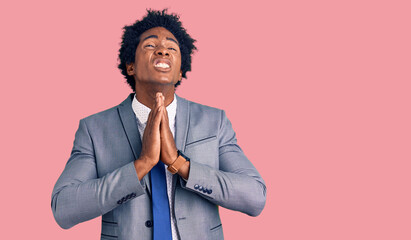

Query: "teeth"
left=155, top=62, right=170, bottom=68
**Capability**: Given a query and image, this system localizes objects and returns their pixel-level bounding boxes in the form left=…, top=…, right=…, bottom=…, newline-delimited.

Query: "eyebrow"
left=142, top=35, right=179, bottom=45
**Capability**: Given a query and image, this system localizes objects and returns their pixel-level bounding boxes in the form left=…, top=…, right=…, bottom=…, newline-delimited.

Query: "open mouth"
left=153, top=58, right=171, bottom=71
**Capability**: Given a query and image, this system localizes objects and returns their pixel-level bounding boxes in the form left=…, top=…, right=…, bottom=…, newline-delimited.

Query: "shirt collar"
left=132, top=93, right=177, bottom=125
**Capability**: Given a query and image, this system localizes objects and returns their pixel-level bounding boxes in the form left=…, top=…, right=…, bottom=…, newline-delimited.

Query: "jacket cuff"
left=180, top=161, right=214, bottom=199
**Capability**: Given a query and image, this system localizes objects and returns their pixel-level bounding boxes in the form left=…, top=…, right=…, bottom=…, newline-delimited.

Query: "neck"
left=134, top=83, right=175, bottom=109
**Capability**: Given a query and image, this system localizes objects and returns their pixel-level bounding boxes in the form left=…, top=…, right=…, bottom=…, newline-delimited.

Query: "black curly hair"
left=118, top=9, right=197, bottom=92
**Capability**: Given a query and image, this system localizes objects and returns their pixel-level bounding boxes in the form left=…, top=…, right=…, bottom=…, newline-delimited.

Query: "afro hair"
left=118, top=9, right=197, bottom=92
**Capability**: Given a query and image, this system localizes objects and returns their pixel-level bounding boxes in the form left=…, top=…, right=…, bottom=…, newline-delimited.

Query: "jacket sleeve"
left=51, top=119, right=145, bottom=229
left=181, top=110, right=267, bottom=217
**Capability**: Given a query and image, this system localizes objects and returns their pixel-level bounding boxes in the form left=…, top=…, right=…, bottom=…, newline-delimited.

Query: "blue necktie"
left=150, top=161, right=172, bottom=240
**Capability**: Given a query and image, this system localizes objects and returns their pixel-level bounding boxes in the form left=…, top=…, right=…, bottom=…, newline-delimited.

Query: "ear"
left=126, top=63, right=135, bottom=76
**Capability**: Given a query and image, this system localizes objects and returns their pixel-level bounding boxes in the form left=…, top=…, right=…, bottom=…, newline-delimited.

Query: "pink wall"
left=1, top=0, right=410, bottom=239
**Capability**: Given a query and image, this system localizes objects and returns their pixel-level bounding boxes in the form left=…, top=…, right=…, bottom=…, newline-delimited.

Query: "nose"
left=155, top=47, right=170, bottom=57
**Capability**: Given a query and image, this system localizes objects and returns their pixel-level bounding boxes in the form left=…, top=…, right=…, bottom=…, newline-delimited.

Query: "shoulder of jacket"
left=80, top=101, right=122, bottom=124
left=185, top=98, right=224, bottom=116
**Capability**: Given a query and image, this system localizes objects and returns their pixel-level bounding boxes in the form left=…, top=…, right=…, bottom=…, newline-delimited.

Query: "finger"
left=147, top=94, right=159, bottom=119
left=162, top=104, right=169, bottom=123
left=148, top=93, right=160, bottom=122
left=159, top=93, right=165, bottom=110
left=146, top=108, right=154, bottom=126
left=148, top=106, right=162, bottom=133
left=153, top=93, right=161, bottom=109
left=158, top=93, right=166, bottom=124
left=152, top=94, right=163, bottom=125
left=153, top=105, right=163, bottom=128
left=147, top=94, right=162, bottom=126
left=160, top=107, right=167, bottom=131
left=161, top=110, right=174, bottom=142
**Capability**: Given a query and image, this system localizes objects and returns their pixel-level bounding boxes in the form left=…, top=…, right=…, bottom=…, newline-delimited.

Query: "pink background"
left=1, top=0, right=410, bottom=239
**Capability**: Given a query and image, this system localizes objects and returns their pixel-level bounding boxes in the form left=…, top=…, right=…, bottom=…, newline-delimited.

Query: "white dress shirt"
left=131, top=93, right=179, bottom=240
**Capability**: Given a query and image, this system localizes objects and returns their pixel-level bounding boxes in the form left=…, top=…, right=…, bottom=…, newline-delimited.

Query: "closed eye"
left=145, top=44, right=155, bottom=48
left=168, top=47, right=177, bottom=51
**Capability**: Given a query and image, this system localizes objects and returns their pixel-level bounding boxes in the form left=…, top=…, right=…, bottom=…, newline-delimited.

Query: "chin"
left=151, top=77, right=176, bottom=85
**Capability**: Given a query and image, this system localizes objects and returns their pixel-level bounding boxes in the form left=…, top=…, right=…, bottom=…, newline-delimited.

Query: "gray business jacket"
left=51, top=94, right=266, bottom=240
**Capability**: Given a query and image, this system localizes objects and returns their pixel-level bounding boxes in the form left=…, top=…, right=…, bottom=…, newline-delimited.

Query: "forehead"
left=139, top=27, right=178, bottom=43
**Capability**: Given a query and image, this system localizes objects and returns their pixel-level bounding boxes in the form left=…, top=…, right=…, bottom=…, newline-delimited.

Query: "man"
left=51, top=9, right=266, bottom=240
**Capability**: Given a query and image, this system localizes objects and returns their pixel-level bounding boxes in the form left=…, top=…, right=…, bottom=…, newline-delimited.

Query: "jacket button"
left=117, top=200, right=123, bottom=204
left=145, top=220, right=153, bottom=228
left=202, top=188, right=208, bottom=193
left=131, top=193, right=137, bottom=197
left=198, top=186, right=203, bottom=191
left=207, top=189, right=212, bottom=194
left=194, top=184, right=199, bottom=189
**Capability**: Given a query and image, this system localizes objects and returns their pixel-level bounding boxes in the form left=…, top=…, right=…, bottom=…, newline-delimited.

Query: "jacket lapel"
left=117, top=93, right=151, bottom=195
left=172, top=94, right=190, bottom=194
left=175, top=94, right=190, bottom=152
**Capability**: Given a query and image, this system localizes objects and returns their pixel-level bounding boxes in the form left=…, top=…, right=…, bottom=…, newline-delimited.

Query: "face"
left=127, top=27, right=182, bottom=87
